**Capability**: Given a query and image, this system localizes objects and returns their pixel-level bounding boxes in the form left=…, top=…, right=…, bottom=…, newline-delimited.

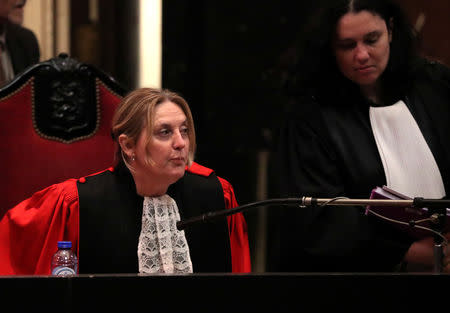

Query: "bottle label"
left=52, top=266, right=76, bottom=276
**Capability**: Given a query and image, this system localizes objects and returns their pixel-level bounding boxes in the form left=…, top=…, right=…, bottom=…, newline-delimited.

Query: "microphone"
left=176, top=196, right=450, bottom=230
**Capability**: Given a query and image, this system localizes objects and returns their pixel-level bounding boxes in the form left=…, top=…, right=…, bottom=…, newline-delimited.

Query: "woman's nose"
left=354, top=44, right=370, bottom=62
left=172, top=131, right=187, bottom=149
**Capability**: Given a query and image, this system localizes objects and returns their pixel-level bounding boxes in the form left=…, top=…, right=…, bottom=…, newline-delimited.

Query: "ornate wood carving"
left=33, top=53, right=99, bottom=143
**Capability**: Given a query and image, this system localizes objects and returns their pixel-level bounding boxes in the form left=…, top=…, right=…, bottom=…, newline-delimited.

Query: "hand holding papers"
left=366, top=186, right=450, bottom=240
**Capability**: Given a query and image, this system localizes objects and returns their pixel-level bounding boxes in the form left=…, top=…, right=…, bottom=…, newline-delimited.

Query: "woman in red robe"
left=0, top=87, right=251, bottom=275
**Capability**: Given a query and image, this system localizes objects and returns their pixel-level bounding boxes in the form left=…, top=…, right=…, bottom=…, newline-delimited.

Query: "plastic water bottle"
left=51, top=241, right=78, bottom=276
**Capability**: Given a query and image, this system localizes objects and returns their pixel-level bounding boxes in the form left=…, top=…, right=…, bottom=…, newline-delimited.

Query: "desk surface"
left=1, top=272, right=448, bottom=312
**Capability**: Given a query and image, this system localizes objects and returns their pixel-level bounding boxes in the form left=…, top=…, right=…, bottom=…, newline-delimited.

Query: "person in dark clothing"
left=268, top=0, right=450, bottom=273
left=0, top=0, right=39, bottom=86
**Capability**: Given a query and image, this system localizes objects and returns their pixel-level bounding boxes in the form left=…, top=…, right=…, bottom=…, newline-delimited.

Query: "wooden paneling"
left=396, top=0, right=450, bottom=66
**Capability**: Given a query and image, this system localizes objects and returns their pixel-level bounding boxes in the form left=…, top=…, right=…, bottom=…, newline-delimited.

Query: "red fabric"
left=0, top=164, right=252, bottom=274
left=0, top=81, right=122, bottom=215
left=0, top=180, right=79, bottom=275
left=218, top=176, right=252, bottom=273
left=186, top=161, right=214, bottom=176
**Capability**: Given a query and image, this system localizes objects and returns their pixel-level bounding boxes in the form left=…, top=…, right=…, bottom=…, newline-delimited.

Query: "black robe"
left=267, top=60, right=450, bottom=272
left=78, top=163, right=231, bottom=274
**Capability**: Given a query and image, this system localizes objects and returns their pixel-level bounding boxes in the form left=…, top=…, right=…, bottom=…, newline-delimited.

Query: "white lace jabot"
left=369, top=100, right=445, bottom=198
left=137, top=194, right=193, bottom=274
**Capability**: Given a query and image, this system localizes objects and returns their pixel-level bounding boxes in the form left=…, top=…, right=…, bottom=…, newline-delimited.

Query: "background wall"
left=396, top=0, right=450, bottom=66
left=23, top=0, right=70, bottom=61
left=162, top=1, right=317, bottom=271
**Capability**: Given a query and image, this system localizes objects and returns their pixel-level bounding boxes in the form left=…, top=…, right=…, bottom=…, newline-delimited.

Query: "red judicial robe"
left=0, top=162, right=251, bottom=274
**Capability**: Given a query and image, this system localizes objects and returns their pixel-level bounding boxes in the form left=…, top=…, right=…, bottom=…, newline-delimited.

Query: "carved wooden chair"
left=0, top=53, right=127, bottom=216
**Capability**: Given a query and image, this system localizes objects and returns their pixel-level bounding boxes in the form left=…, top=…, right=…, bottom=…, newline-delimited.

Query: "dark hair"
left=286, top=0, right=419, bottom=105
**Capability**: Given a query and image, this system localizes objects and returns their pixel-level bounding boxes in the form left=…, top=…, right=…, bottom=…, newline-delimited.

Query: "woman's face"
left=134, top=100, right=190, bottom=185
left=333, top=10, right=392, bottom=90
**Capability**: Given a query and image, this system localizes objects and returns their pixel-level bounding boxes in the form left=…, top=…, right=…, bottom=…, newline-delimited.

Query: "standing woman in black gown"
left=268, top=0, right=450, bottom=272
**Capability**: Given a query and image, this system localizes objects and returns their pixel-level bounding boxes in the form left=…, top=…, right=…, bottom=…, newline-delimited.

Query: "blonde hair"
left=111, top=87, right=196, bottom=170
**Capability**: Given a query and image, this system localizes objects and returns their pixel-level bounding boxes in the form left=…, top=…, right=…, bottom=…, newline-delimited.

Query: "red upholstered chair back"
left=0, top=53, right=127, bottom=217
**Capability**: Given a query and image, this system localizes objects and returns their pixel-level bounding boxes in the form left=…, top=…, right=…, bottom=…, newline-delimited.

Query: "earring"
left=131, top=154, right=136, bottom=162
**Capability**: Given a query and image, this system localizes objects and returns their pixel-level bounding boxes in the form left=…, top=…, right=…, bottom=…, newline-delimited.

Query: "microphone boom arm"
left=176, top=196, right=450, bottom=230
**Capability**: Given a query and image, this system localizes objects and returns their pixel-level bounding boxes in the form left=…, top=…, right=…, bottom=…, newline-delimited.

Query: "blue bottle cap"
left=57, top=241, right=72, bottom=249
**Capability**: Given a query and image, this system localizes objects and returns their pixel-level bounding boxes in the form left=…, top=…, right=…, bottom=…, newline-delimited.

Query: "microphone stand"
left=177, top=197, right=449, bottom=272
left=413, top=198, right=448, bottom=273
left=308, top=197, right=448, bottom=273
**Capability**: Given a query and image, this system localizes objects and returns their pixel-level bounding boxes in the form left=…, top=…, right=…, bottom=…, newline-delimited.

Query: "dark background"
left=160, top=1, right=314, bottom=208
left=160, top=2, right=315, bottom=270
left=68, top=0, right=450, bottom=271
